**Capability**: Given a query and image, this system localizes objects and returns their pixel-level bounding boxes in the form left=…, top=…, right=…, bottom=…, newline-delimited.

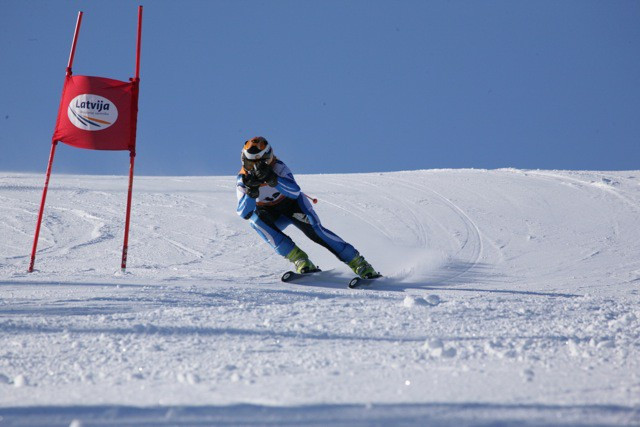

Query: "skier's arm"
left=236, top=175, right=256, bottom=219
left=253, top=161, right=301, bottom=199
left=269, top=162, right=300, bottom=199
left=273, top=173, right=300, bottom=199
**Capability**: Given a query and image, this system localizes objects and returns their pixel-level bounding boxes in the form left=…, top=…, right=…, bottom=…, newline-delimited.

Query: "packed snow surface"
left=1, top=169, right=639, bottom=426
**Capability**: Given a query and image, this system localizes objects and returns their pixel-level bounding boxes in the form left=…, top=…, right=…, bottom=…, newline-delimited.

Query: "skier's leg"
left=248, top=210, right=295, bottom=256
left=291, top=197, right=358, bottom=263
left=249, top=208, right=317, bottom=273
left=292, top=197, right=378, bottom=278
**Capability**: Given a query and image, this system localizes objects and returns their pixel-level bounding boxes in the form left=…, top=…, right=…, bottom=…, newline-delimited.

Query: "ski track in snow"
left=387, top=175, right=485, bottom=283
left=1, top=170, right=639, bottom=426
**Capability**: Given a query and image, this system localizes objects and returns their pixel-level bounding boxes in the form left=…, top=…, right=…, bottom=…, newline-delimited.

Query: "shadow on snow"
left=0, top=402, right=635, bottom=427
left=291, top=261, right=581, bottom=298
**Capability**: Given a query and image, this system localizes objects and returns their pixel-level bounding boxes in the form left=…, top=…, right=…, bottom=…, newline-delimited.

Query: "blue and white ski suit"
left=236, top=159, right=358, bottom=262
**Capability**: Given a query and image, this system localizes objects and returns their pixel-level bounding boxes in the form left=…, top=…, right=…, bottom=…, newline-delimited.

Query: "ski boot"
left=286, top=246, right=317, bottom=274
left=347, top=253, right=379, bottom=279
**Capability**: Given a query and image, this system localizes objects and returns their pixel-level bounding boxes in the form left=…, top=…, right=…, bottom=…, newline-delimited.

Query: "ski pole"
left=304, top=193, right=318, bottom=204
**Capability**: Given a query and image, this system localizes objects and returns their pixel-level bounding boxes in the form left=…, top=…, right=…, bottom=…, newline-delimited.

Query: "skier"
left=236, top=136, right=378, bottom=278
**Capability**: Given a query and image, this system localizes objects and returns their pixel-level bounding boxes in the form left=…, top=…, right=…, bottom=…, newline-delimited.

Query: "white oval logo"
left=67, top=94, right=118, bottom=131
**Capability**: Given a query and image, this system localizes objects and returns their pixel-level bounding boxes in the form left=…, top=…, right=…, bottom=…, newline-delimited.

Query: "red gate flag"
left=29, top=6, right=143, bottom=273
left=53, top=75, right=139, bottom=151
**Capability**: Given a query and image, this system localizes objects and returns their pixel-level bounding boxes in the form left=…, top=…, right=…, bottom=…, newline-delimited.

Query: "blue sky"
left=1, top=0, right=638, bottom=176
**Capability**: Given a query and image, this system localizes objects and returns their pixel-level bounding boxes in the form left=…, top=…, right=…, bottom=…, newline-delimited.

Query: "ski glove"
left=254, top=163, right=278, bottom=187
left=245, top=185, right=259, bottom=199
left=242, top=174, right=261, bottom=199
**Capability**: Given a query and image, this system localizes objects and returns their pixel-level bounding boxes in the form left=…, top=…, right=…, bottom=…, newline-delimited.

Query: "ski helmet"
left=241, top=136, right=274, bottom=170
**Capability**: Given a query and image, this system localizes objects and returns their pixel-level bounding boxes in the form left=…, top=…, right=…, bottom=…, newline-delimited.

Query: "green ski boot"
left=347, top=253, right=378, bottom=279
left=286, top=246, right=317, bottom=274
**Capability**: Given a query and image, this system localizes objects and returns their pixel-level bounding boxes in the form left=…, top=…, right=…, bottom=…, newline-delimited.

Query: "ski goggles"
left=242, top=157, right=270, bottom=170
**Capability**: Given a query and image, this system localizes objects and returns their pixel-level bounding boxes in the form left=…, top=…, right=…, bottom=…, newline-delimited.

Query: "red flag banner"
left=53, top=75, right=139, bottom=151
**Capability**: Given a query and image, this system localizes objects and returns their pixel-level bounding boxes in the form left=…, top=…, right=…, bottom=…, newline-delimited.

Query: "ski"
left=348, top=273, right=383, bottom=289
left=281, top=268, right=322, bottom=283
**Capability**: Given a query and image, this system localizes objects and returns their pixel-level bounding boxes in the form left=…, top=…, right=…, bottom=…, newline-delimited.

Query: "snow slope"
left=1, top=169, right=639, bottom=426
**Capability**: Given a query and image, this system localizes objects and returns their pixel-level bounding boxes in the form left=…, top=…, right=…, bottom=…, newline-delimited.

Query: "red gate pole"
left=28, top=11, right=83, bottom=273
left=121, top=151, right=136, bottom=271
left=120, top=6, right=142, bottom=272
left=135, top=6, right=142, bottom=80
left=29, top=141, right=59, bottom=272
left=66, top=11, right=83, bottom=76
